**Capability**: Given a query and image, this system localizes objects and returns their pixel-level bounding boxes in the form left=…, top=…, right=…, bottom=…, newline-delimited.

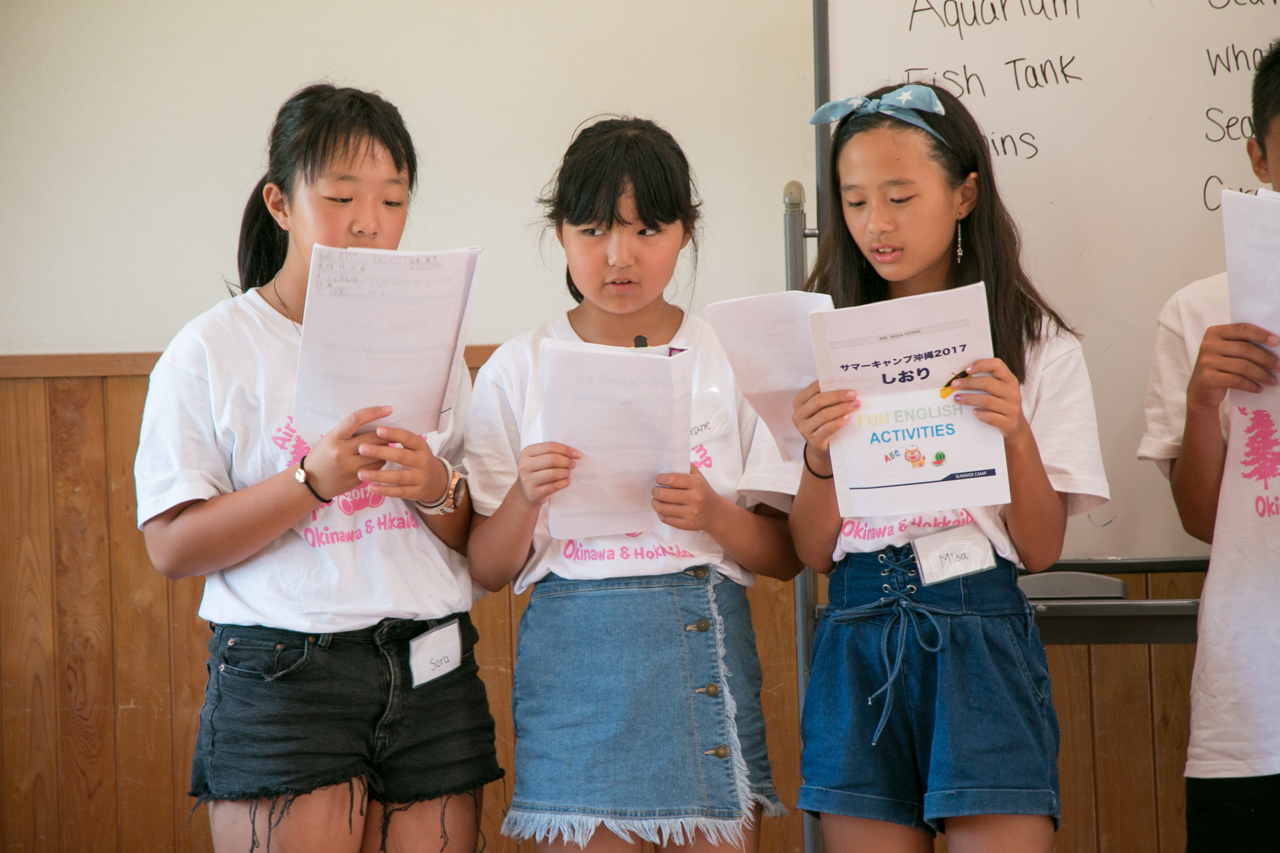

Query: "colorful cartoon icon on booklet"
left=904, top=446, right=926, bottom=468
left=940, top=368, right=971, bottom=399
left=932, top=451, right=946, bottom=467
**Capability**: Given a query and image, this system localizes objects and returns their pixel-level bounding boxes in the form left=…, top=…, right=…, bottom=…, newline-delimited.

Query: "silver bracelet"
left=415, top=458, right=459, bottom=515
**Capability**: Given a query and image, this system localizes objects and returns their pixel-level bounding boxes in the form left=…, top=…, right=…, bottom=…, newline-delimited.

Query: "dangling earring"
left=955, top=220, right=963, bottom=264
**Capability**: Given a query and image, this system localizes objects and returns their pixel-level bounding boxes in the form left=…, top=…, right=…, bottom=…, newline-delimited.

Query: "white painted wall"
left=0, top=0, right=817, bottom=353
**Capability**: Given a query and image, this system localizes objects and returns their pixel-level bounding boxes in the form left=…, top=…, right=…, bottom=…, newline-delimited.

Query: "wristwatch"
left=295, top=455, right=332, bottom=503
left=416, top=458, right=463, bottom=515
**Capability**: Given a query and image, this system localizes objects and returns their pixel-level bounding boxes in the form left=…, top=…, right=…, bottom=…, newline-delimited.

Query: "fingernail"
left=381, top=406, right=392, bottom=413
left=842, top=414, right=850, bottom=421
left=850, top=400, right=860, bottom=408
left=843, top=391, right=855, bottom=399
left=1269, top=336, right=1279, bottom=346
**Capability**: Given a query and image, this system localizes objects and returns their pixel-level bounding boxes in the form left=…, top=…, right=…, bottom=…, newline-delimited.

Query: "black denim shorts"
left=191, top=612, right=503, bottom=807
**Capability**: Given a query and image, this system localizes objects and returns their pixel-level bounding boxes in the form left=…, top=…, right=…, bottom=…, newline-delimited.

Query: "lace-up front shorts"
left=798, top=545, right=1060, bottom=836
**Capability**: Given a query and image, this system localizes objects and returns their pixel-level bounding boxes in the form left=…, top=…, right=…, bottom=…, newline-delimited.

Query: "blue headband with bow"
left=809, top=85, right=949, bottom=147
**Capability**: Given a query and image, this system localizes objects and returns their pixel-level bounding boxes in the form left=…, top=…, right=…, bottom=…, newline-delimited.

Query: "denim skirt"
left=502, top=567, right=784, bottom=847
left=798, top=545, right=1060, bottom=836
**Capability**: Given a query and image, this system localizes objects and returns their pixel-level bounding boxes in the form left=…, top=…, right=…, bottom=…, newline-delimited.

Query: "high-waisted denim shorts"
left=798, top=545, right=1060, bottom=836
left=503, top=567, right=785, bottom=847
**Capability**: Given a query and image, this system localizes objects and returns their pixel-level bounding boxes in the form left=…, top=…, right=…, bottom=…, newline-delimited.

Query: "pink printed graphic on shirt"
left=335, top=483, right=385, bottom=516
left=272, top=416, right=311, bottom=466
left=841, top=510, right=976, bottom=544
left=1241, top=408, right=1280, bottom=491
left=692, top=444, right=713, bottom=469
left=562, top=537, right=696, bottom=563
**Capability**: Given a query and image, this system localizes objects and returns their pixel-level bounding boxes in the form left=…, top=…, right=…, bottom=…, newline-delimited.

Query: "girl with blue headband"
left=790, top=83, right=1109, bottom=851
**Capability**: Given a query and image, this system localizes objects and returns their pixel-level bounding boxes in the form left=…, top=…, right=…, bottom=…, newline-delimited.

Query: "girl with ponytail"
left=134, top=84, right=500, bottom=852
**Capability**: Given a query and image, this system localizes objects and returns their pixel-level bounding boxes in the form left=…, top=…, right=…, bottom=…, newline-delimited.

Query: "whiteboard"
left=823, top=0, right=1278, bottom=560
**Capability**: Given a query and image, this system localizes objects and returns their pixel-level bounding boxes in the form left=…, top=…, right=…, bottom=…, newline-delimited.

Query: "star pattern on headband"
left=808, top=85, right=949, bottom=147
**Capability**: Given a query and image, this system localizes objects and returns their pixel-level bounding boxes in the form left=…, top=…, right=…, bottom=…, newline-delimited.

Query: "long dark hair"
left=805, top=83, right=1068, bottom=381
left=540, top=117, right=700, bottom=303
left=237, top=84, right=418, bottom=292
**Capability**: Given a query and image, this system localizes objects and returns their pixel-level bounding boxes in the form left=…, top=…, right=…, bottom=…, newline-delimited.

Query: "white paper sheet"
left=704, top=290, right=834, bottom=462
left=539, top=339, right=692, bottom=539
left=810, top=282, right=1010, bottom=517
left=1223, top=189, right=1280, bottom=408
left=293, top=243, right=481, bottom=436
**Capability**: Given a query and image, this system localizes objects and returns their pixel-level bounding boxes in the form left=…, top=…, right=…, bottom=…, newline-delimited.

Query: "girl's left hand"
left=951, top=358, right=1030, bottom=443
left=652, top=465, right=729, bottom=532
left=357, top=427, right=448, bottom=503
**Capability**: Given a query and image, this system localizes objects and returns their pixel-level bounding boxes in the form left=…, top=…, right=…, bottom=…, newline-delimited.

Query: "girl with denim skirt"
left=790, top=84, right=1110, bottom=853
left=465, top=117, right=801, bottom=852
left=134, top=84, right=501, bottom=852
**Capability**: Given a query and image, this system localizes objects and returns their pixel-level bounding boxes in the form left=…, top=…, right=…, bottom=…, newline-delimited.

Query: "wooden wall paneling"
left=471, top=586, right=517, bottom=853
left=1090, top=574, right=1158, bottom=853
left=1045, top=644, right=1096, bottom=853
left=1149, top=571, right=1204, bottom=853
left=106, top=376, right=176, bottom=852
left=0, top=379, right=60, bottom=851
left=744, top=577, right=803, bottom=853
left=47, top=377, right=119, bottom=851
left=169, top=577, right=213, bottom=853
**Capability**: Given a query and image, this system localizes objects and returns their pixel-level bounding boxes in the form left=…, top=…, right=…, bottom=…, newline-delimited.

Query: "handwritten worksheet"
left=705, top=290, right=834, bottom=463
left=1223, top=189, right=1280, bottom=409
left=293, top=244, right=481, bottom=436
left=539, top=339, right=693, bottom=540
left=810, top=282, right=1010, bottom=517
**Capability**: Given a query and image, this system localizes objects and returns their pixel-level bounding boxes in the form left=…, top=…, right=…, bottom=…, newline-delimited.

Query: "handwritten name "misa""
left=909, top=0, right=1080, bottom=40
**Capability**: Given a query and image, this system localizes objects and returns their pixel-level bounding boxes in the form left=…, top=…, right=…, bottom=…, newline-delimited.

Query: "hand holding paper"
left=810, top=282, right=1010, bottom=517
left=293, top=244, right=482, bottom=437
left=1222, top=189, right=1280, bottom=407
left=539, top=339, right=693, bottom=539
left=515, top=442, right=582, bottom=506
left=652, top=466, right=727, bottom=531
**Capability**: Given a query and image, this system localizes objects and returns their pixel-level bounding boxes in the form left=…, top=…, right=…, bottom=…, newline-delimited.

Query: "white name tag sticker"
left=911, top=524, right=998, bottom=586
left=409, top=620, right=462, bottom=688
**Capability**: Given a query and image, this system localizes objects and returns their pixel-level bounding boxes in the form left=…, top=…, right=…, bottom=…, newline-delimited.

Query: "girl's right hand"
left=792, top=381, right=859, bottom=452
left=1187, top=323, right=1280, bottom=411
left=516, top=442, right=581, bottom=506
left=302, top=406, right=396, bottom=501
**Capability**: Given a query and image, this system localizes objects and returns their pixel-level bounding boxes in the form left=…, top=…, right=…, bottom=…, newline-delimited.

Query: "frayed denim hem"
left=703, top=569, right=756, bottom=823
left=501, top=807, right=756, bottom=848
left=191, top=770, right=502, bottom=853
left=750, top=791, right=789, bottom=819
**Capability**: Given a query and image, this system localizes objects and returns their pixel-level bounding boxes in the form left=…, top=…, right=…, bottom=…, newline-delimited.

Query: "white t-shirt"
left=833, top=323, right=1110, bottom=566
left=135, top=289, right=479, bottom=633
left=1138, top=272, right=1280, bottom=778
left=465, top=313, right=800, bottom=594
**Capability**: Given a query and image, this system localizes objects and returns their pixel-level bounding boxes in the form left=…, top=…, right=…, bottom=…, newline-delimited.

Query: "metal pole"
left=784, top=181, right=808, bottom=293
left=812, top=0, right=831, bottom=242
left=784, top=179, right=824, bottom=853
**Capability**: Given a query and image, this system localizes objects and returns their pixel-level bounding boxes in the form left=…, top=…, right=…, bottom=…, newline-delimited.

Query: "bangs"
left=552, top=123, right=695, bottom=230
left=291, top=94, right=417, bottom=191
